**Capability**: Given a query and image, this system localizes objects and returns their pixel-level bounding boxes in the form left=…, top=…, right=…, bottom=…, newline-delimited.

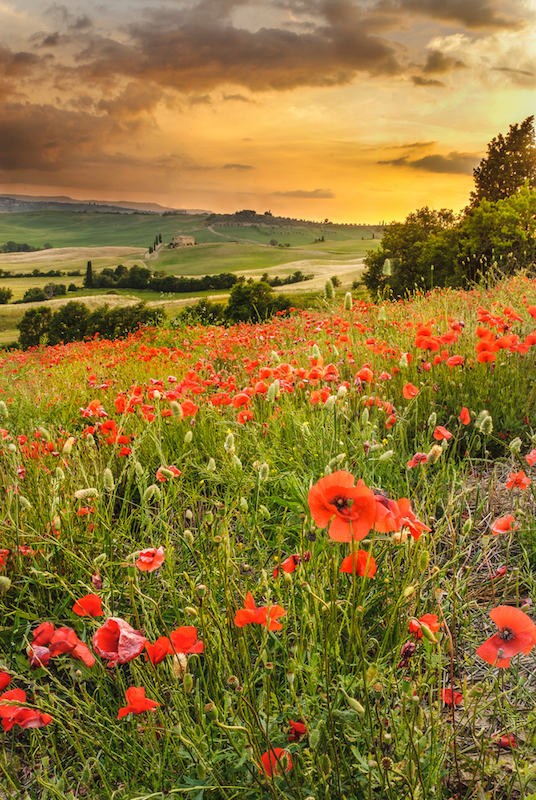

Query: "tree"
left=470, top=116, right=536, bottom=206
left=17, top=306, right=53, bottom=348
left=85, top=261, right=93, bottom=288
left=0, top=288, right=12, bottom=304
left=48, top=301, right=90, bottom=345
left=224, top=281, right=289, bottom=323
left=362, top=207, right=458, bottom=298
left=23, top=287, right=48, bottom=303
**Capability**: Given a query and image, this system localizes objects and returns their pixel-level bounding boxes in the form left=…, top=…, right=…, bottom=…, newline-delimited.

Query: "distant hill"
left=0, top=194, right=212, bottom=216
left=206, top=210, right=384, bottom=234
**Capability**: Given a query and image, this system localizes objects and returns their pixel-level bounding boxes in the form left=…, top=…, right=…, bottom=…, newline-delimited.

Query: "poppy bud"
left=341, top=689, right=365, bottom=715
left=259, top=505, right=270, bottom=518
left=134, top=461, right=144, bottom=477
left=427, top=445, right=443, bottom=465
left=344, top=291, right=352, bottom=311
left=195, top=584, right=207, bottom=598
left=62, top=437, right=75, bottom=455
left=509, top=437, right=522, bottom=454
left=185, top=509, right=193, bottom=520
left=183, top=673, right=194, bottom=694
left=462, top=519, right=472, bottom=535
left=19, top=496, right=31, bottom=510
left=378, top=306, right=387, bottom=321
left=427, top=412, right=437, bottom=428
left=0, top=576, right=11, bottom=594
left=55, top=467, right=65, bottom=481
left=309, top=728, right=321, bottom=749
left=103, top=469, right=114, bottom=493
left=271, top=349, right=280, bottom=363
left=204, top=511, right=214, bottom=524
left=337, top=385, right=347, bottom=400
left=94, top=553, right=106, bottom=566
left=420, top=622, right=438, bottom=644
left=239, top=497, right=248, bottom=511
left=324, top=395, right=336, bottom=409
left=403, top=585, right=416, bottom=598
left=361, top=408, right=370, bottom=426
left=366, top=665, right=378, bottom=685
left=184, top=431, right=193, bottom=444
left=0, top=400, right=8, bottom=418
left=39, top=426, right=51, bottom=442
left=233, top=456, right=242, bottom=469
left=319, top=754, right=332, bottom=777
left=207, top=458, right=216, bottom=471
left=379, top=450, right=394, bottom=462
left=183, top=529, right=194, bottom=546
left=170, top=401, right=183, bottom=419
left=196, top=764, right=206, bottom=780
left=185, top=606, right=197, bottom=617
left=419, top=550, right=430, bottom=571
left=324, top=278, right=335, bottom=300
left=267, top=380, right=280, bottom=403
left=399, top=353, right=409, bottom=368
left=86, top=434, right=96, bottom=447
left=74, top=488, right=99, bottom=500
left=143, top=485, right=156, bottom=503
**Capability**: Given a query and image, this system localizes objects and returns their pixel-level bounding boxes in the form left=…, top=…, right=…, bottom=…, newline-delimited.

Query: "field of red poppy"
left=1, top=277, right=536, bottom=800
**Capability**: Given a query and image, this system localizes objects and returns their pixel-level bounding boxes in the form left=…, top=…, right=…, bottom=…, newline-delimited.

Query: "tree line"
left=363, top=116, right=536, bottom=297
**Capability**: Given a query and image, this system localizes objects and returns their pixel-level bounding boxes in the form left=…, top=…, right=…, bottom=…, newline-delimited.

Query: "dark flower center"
left=330, top=494, right=350, bottom=515
left=498, top=626, right=515, bottom=641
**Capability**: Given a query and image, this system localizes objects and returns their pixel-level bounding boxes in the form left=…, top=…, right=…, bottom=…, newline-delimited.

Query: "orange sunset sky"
left=1, top=0, right=535, bottom=223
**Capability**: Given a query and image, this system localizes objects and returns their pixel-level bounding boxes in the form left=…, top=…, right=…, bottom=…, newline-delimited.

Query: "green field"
left=0, top=212, right=212, bottom=249
left=0, top=210, right=380, bottom=250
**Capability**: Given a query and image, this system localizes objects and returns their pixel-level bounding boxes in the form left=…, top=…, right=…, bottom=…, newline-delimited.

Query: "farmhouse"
left=172, top=235, right=196, bottom=246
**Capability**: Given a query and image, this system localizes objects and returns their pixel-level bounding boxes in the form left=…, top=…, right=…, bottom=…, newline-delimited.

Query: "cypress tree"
left=85, top=261, right=93, bottom=288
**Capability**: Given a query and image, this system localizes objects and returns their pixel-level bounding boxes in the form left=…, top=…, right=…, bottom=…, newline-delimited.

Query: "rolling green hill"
left=0, top=212, right=211, bottom=249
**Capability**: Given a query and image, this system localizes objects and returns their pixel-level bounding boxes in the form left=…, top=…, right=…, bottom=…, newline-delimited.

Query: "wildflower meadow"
left=2, top=277, right=536, bottom=799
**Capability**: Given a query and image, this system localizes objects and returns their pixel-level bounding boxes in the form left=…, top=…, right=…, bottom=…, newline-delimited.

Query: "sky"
left=0, top=0, right=535, bottom=223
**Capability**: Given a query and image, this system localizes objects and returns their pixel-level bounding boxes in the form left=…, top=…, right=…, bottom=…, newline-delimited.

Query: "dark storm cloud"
left=379, top=151, right=478, bottom=174
left=0, top=102, right=127, bottom=171
left=223, top=163, right=254, bottom=169
left=411, top=75, right=444, bottom=86
left=0, top=45, right=46, bottom=78
left=422, top=50, right=466, bottom=74
left=375, top=0, right=519, bottom=29
left=272, top=188, right=336, bottom=198
left=69, top=0, right=402, bottom=94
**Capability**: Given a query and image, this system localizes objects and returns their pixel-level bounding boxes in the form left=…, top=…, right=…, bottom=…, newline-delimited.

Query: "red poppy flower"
left=273, top=554, right=300, bottom=578
left=17, top=708, right=52, bottom=730
left=28, top=645, right=51, bottom=668
left=409, top=613, right=441, bottom=639
left=459, top=407, right=471, bottom=425
left=441, top=688, right=462, bottom=706
left=260, top=748, right=293, bottom=777
left=433, top=426, right=452, bottom=441
left=446, top=355, right=464, bottom=368
left=49, top=627, right=79, bottom=656
left=72, top=594, right=103, bottom=617
left=340, top=550, right=376, bottom=577
left=373, top=495, right=403, bottom=533
left=155, top=465, right=181, bottom=482
left=407, top=452, right=428, bottom=468
left=32, top=621, right=54, bottom=646
left=234, top=591, right=286, bottom=631
left=495, top=733, right=516, bottom=749
left=505, top=470, right=531, bottom=490
left=526, top=449, right=536, bottom=466
left=308, top=471, right=376, bottom=542
left=237, top=409, right=254, bottom=424
left=0, top=689, right=24, bottom=731
left=93, top=617, right=147, bottom=668
left=402, top=383, right=419, bottom=399
left=181, top=400, right=198, bottom=417
left=169, top=626, right=204, bottom=654
left=491, top=515, right=517, bottom=535
left=145, top=637, right=172, bottom=665
left=0, top=672, right=11, bottom=691
left=476, top=606, right=536, bottom=667
left=136, top=546, right=165, bottom=572
left=117, top=687, right=161, bottom=720
left=288, top=719, right=307, bottom=742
